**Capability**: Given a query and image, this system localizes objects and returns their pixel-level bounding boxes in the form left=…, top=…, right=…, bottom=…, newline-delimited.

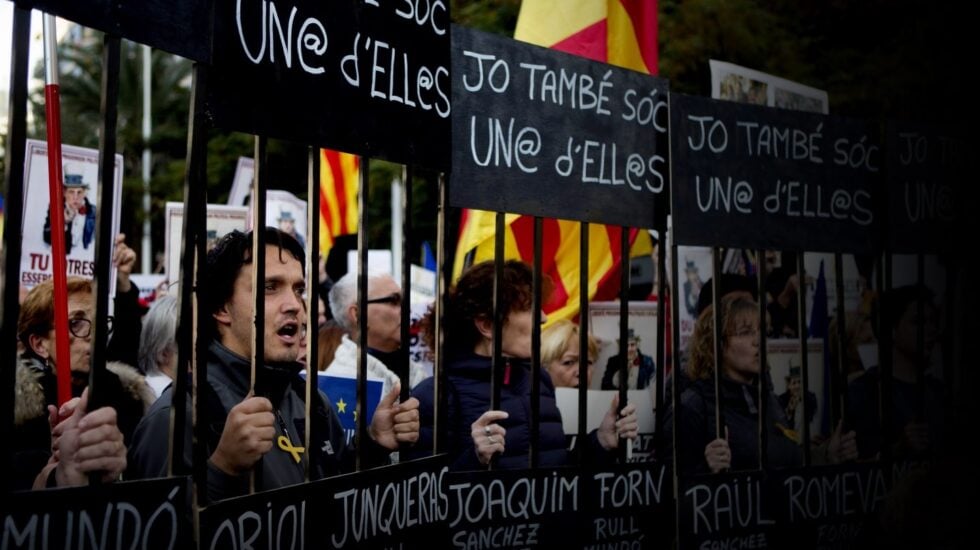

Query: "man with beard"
left=128, top=229, right=419, bottom=501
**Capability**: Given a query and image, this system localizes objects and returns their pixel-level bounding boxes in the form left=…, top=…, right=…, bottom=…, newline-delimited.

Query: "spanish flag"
left=319, top=149, right=360, bottom=259
left=454, top=0, right=659, bottom=324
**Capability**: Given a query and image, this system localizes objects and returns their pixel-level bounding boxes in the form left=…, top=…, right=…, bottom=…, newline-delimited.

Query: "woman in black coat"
left=407, top=260, right=638, bottom=470
left=664, top=294, right=802, bottom=475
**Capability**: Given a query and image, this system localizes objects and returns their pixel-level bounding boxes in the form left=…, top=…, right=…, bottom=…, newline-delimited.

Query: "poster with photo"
left=710, top=59, right=829, bottom=114
left=164, top=202, right=249, bottom=294
left=767, top=339, right=827, bottom=440
left=265, top=190, right=308, bottom=251
left=554, top=388, right=656, bottom=462
left=226, top=157, right=310, bottom=252
left=588, top=301, right=659, bottom=403
left=674, top=246, right=713, bottom=352
left=19, top=139, right=123, bottom=290
left=227, top=156, right=254, bottom=207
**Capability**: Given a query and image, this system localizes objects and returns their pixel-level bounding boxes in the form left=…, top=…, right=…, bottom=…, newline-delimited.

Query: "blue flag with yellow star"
left=316, top=374, right=383, bottom=443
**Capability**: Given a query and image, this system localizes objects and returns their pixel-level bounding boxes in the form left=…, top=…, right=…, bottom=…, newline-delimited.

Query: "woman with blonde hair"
left=541, top=319, right=597, bottom=388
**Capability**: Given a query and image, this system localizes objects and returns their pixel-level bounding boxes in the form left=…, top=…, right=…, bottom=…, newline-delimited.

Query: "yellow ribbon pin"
left=277, top=435, right=305, bottom=463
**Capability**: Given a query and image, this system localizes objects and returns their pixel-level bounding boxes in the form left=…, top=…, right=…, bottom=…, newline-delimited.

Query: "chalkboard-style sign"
left=677, top=471, right=776, bottom=549
left=670, top=93, right=881, bottom=253
left=1, top=477, right=192, bottom=550
left=199, top=478, right=319, bottom=550
left=450, top=25, right=668, bottom=229
left=581, top=463, right=673, bottom=548
left=885, top=122, right=963, bottom=254
left=443, top=466, right=583, bottom=547
left=767, top=463, right=885, bottom=549
left=315, top=456, right=448, bottom=549
left=209, top=0, right=451, bottom=171
left=18, top=0, right=211, bottom=61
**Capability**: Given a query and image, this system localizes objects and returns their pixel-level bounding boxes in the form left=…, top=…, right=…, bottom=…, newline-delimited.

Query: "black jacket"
left=407, top=354, right=612, bottom=470
left=664, top=373, right=802, bottom=476
left=127, top=341, right=388, bottom=502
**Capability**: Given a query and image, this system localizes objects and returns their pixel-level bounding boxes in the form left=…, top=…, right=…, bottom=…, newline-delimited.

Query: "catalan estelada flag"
left=319, top=149, right=360, bottom=259
left=454, top=0, right=659, bottom=324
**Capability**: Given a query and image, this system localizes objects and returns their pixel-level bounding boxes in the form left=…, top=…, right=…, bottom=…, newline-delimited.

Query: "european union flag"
left=314, top=374, right=383, bottom=441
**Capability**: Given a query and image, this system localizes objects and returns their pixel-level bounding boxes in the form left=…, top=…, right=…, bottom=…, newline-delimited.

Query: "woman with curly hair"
left=407, top=260, right=638, bottom=470
left=664, top=294, right=802, bottom=475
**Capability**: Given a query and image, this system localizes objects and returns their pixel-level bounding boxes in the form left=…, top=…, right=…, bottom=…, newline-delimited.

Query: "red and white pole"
left=43, top=14, right=72, bottom=406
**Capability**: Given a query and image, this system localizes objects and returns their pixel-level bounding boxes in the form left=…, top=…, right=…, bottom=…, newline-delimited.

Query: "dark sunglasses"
left=365, top=293, right=401, bottom=307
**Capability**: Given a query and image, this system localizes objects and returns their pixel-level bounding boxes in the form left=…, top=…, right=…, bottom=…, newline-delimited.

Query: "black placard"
left=199, top=479, right=316, bottom=550
left=677, top=471, right=776, bottom=550
left=17, top=0, right=211, bottom=61
left=444, top=467, right=582, bottom=548
left=208, top=0, right=451, bottom=170
left=885, top=123, right=963, bottom=254
left=443, top=464, right=672, bottom=549
left=317, top=456, right=449, bottom=549
left=1, top=477, right=191, bottom=550
left=767, top=464, right=885, bottom=549
left=450, top=25, right=668, bottom=228
left=582, top=463, right=673, bottom=549
left=670, top=94, right=880, bottom=253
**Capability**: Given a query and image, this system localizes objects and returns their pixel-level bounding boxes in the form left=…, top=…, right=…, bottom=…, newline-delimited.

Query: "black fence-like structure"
left=0, top=1, right=969, bottom=548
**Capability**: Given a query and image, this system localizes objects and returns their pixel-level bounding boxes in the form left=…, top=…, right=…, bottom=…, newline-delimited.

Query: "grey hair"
left=329, top=271, right=391, bottom=333
left=139, top=295, right=179, bottom=376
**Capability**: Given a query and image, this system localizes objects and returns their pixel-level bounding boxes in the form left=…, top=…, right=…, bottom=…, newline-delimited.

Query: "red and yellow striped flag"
left=454, top=0, right=659, bottom=324
left=319, top=149, right=359, bottom=258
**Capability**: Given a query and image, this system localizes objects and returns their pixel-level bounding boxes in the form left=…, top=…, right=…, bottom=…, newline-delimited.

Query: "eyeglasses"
left=365, top=293, right=401, bottom=307
left=67, top=316, right=113, bottom=339
left=69, top=318, right=92, bottom=338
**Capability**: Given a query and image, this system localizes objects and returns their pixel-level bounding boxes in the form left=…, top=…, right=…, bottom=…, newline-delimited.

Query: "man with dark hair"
left=128, top=229, right=419, bottom=500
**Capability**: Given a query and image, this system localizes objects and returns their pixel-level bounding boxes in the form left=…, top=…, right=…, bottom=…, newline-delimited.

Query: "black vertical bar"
left=577, top=222, right=589, bottom=464
left=399, top=166, right=413, bottom=404
left=304, top=147, right=320, bottom=481
left=878, top=252, right=894, bottom=463
left=249, top=136, right=267, bottom=493
left=490, top=212, right=504, bottom=412
left=711, top=247, right=723, bottom=441
left=657, top=244, right=680, bottom=472
left=529, top=217, right=543, bottom=468
left=355, top=156, right=370, bottom=471
left=488, top=212, right=504, bottom=471
left=654, top=231, right=667, bottom=448
left=617, top=226, right=630, bottom=463
left=83, top=34, right=120, bottom=490
left=433, top=174, right=448, bottom=454
left=185, top=64, right=209, bottom=505
left=833, top=253, right=848, bottom=430
left=795, top=252, right=812, bottom=465
left=757, top=249, right=769, bottom=470
left=0, top=5, right=31, bottom=492
left=943, top=263, right=955, bottom=416
left=87, top=33, right=120, bottom=419
left=915, top=253, right=926, bottom=421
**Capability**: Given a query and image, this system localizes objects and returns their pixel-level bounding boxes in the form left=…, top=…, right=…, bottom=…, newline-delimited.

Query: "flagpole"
left=43, top=14, right=72, bottom=407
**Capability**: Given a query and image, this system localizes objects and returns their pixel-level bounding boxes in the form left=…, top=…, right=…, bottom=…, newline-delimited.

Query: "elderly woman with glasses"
left=13, top=277, right=154, bottom=490
left=663, top=294, right=803, bottom=476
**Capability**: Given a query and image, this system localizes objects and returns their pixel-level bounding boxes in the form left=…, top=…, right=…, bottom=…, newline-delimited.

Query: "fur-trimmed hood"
left=15, top=354, right=155, bottom=426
